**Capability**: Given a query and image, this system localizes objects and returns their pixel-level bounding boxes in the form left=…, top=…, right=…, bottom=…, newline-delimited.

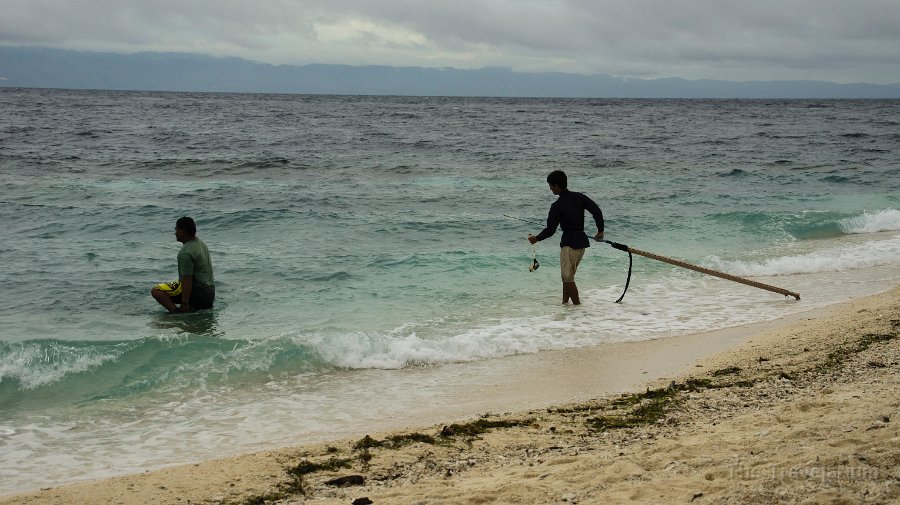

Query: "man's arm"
left=180, top=275, right=193, bottom=313
left=529, top=203, right=561, bottom=244
left=582, top=194, right=604, bottom=240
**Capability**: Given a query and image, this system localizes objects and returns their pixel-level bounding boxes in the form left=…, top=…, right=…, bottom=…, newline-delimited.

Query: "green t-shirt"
left=177, top=238, right=215, bottom=287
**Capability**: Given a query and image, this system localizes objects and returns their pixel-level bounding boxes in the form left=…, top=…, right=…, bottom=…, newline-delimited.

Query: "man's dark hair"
left=176, top=216, right=197, bottom=235
left=547, top=170, right=567, bottom=189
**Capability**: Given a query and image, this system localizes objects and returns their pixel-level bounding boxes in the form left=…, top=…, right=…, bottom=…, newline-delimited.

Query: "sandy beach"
left=4, top=285, right=899, bottom=505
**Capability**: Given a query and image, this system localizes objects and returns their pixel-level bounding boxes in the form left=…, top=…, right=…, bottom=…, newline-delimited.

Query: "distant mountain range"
left=2, top=46, right=899, bottom=98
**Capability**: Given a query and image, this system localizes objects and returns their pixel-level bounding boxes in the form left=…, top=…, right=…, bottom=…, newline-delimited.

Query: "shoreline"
left=3, top=285, right=898, bottom=504
left=0, top=293, right=817, bottom=496
left=1, top=296, right=817, bottom=495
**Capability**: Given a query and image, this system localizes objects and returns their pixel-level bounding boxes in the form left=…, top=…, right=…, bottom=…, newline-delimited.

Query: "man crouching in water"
left=529, top=170, right=604, bottom=305
left=151, top=216, right=216, bottom=313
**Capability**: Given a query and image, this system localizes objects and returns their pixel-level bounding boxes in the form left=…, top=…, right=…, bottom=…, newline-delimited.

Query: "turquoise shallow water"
left=1, top=90, right=899, bottom=492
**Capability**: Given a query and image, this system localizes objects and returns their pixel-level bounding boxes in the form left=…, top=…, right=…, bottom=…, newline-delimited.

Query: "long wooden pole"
left=604, top=241, right=800, bottom=300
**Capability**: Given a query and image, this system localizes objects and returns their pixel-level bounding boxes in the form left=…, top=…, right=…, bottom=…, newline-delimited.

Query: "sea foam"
left=705, top=233, right=900, bottom=277
left=840, top=209, right=900, bottom=234
left=0, top=341, right=125, bottom=390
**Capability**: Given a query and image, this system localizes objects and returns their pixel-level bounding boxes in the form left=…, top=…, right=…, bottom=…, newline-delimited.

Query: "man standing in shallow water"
left=151, top=216, right=216, bottom=313
left=529, top=171, right=604, bottom=305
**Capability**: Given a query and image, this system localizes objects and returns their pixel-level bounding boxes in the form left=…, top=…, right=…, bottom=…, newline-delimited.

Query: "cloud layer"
left=2, top=0, right=899, bottom=83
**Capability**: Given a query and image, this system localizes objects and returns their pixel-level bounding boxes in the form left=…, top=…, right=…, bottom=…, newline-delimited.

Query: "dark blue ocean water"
left=1, top=89, right=899, bottom=492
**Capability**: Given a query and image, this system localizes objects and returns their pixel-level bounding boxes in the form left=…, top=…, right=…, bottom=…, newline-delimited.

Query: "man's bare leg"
left=565, top=282, right=580, bottom=305
left=151, top=287, right=179, bottom=313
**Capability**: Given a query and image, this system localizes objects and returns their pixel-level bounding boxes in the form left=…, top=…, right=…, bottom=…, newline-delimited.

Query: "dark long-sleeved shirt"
left=535, top=189, right=604, bottom=249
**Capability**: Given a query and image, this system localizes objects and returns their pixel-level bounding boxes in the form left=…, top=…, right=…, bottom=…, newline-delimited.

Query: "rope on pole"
left=602, top=240, right=800, bottom=301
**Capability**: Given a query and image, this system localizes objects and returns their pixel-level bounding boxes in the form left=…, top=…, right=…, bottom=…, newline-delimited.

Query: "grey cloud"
left=1, top=0, right=898, bottom=83
left=301, top=0, right=900, bottom=81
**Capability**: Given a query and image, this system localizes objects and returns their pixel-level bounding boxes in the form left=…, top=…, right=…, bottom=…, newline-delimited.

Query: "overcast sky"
left=2, top=0, right=899, bottom=84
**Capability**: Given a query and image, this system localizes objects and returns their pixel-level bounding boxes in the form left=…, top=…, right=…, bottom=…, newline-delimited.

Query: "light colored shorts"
left=560, top=246, right=585, bottom=283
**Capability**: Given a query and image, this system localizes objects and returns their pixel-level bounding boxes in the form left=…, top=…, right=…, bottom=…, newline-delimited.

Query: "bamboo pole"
left=625, top=246, right=800, bottom=300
